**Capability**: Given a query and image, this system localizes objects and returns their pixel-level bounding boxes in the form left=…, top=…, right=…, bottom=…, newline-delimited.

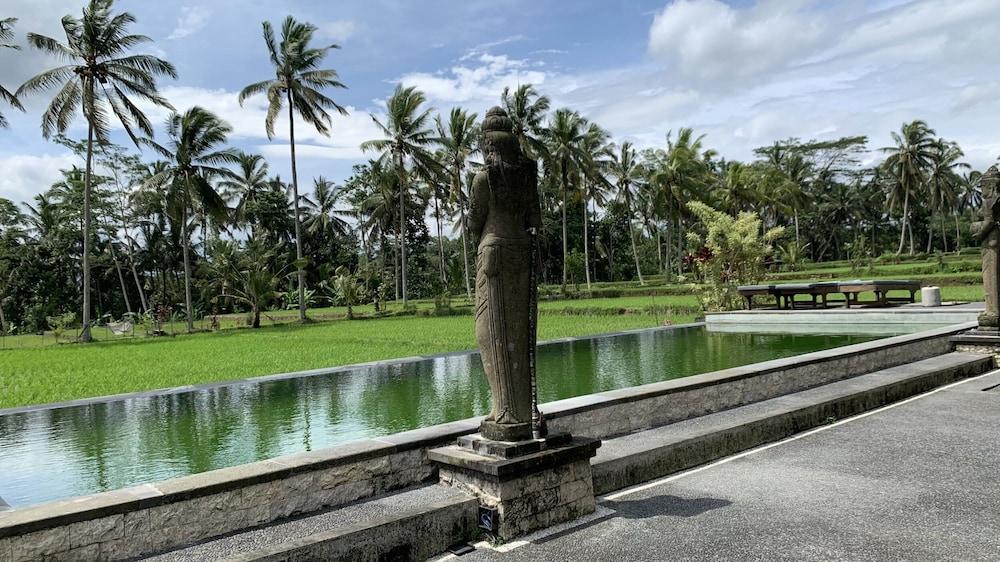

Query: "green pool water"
left=0, top=326, right=876, bottom=507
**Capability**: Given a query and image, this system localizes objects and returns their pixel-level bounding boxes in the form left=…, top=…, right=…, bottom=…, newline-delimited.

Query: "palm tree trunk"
left=626, top=194, right=644, bottom=286
left=665, top=219, right=672, bottom=280
left=181, top=199, right=195, bottom=333
left=460, top=200, right=472, bottom=299
left=583, top=183, right=591, bottom=292
left=896, top=190, right=909, bottom=255
left=80, top=120, right=94, bottom=342
left=109, top=241, right=132, bottom=316
left=125, top=237, right=148, bottom=313
left=396, top=150, right=408, bottom=308
left=794, top=210, right=800, bottom=248
left=433, top=191, right=446, bottom=286
left=252, top=305, right=260, bottom=328
left=287, top=90, right=307, bottom=322
left=908, top=216, right=915, bottom=255
left=0, top=297, right=6, bottom=336
left=561, top=167, right=568, bottom=291
left=955, top=212, right=962, bottom=253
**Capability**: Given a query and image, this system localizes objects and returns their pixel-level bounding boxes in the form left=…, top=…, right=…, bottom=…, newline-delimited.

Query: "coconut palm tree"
left=609, top=142, right=646, bottom=285
left=501, top=84, right=550, bottom=159
left=542, top=109, right=587, bottom=290
left=881, top=120, right=936, bottom=255
left=17, top=0, right=176, bottom=341
left=142, top=106, right=236, bottom=333
left=436, top=107, right=478, bottom=297
left=219, top=152, right=269, bottom=236
left=925, top=139, right=969, bottom=252
left=0, top=17, right=24, bottom=128
left=302, top=176, right=350, bottom=238
left=239, top=15, right=348, bottom=322
left=579, top=122, right=612, bottom=290
left=361, top=84, right=441, bottom=307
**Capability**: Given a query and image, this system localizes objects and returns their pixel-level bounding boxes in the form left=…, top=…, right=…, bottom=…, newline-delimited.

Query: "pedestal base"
left=428, top=433, right=600, bottom=539
left=951, top=329, right=1000, bottom=364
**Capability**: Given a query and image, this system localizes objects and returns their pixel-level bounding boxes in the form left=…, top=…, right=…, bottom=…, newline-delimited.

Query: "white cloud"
left=0, top=153, right=78, bottom=205
left=145, top=86, right=380, bottom=161
left=647, top=0, right=828, bottom=86
left=399, top=53, right=546, bottom=106
left=317, top=20, right=357, bottom=44
left=167, top=6, right=211, bottom=41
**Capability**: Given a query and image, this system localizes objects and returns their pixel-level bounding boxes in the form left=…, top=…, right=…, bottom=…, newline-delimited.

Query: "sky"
left=1, top=0, right=999, bottom=208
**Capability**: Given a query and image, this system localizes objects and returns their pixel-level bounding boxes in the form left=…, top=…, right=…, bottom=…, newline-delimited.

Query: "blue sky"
left=2, top=0, right=999, bottom=206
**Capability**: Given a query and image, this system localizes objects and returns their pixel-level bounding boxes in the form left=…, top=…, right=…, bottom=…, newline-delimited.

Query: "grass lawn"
left=0, top=310, right=693, bottom=409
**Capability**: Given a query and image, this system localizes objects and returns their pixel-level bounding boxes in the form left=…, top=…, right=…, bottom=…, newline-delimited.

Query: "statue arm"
left=468, top=172, right=489, bottom=239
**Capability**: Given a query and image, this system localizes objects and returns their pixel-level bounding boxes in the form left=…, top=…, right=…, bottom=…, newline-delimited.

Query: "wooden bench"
left=837, top=280, right=921, bottom=308
left=737, top=284, right=776, bottom=310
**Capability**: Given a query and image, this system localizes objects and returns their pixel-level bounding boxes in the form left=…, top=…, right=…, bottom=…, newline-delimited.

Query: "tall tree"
left=239, top=15, right=348, bottom=322
left=143, top=106, right=235, bottom=333
left=0, top=17, right=24, bottom=128
left=361, top=84, right=440, bottom=307
left=881, top=120, right=936, bottom=255
left=436, top=107, right=478, bottom=298
left=542, top=109, right=587, bottom=290
left=926, top=139, right=968, bottom=252
left=219, top=152, right=269, bottom=236
left=501, top=84, right=550, bottom=159
left=579, top=122, right=612, bottom=290
left=302, top=176, right=350, bottom=238
left=18, top=0, right=175, bottom=341
left=609, top=142, right=646, bottom=285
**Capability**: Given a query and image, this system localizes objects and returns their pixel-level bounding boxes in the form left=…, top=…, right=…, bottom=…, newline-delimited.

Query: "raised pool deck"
left=706, top=302, right=984, bottom=334
left=457, top=368, right=1000, bottom=562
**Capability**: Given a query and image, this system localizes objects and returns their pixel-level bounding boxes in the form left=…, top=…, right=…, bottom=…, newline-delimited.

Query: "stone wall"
left=0, top=322, right=973, bottom=561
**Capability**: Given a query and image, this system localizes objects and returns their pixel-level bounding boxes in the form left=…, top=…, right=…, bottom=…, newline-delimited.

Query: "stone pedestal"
left=951, top=330, right=1000, bottom=364
left=428, top=433, right=600, bottom=539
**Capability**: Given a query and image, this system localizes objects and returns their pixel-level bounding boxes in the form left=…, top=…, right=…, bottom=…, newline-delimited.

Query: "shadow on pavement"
left=603, top=494, right=733, bottom=519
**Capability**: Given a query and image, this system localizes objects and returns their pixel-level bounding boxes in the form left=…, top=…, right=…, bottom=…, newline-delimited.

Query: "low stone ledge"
left=221, top=496, right=478, bottom=562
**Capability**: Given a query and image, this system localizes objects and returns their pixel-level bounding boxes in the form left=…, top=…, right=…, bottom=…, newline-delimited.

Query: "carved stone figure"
left=468, top=107, right=542, bottom=442
left=972, top=165, right=1000, bottom=331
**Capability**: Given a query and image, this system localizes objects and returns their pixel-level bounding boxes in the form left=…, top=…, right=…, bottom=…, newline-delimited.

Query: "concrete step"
left=592, top=351, right=992, bottom=495
left=138, top=485, right=476, bottom=562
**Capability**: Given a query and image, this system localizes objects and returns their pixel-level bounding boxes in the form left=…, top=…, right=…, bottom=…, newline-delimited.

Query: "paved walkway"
left=457, top=370, right=1000, bottom=562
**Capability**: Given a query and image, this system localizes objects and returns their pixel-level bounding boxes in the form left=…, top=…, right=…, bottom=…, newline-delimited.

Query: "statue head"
left=983, top=165, right=999, bottom=204
left=481, top=106, right=521, bottom=167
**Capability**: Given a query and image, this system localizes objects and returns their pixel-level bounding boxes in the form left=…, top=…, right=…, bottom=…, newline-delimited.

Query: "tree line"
left=0, top=1, right=987, bottom=338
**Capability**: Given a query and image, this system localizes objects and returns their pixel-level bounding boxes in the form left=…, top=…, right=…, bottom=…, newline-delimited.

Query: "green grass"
left=0, top=310, right=693, bottom=409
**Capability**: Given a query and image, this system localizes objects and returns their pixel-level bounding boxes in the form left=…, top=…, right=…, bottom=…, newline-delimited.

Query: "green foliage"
left=685, top=202, right=784, bottom=311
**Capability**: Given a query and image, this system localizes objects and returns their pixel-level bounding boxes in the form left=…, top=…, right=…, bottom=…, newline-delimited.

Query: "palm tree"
left=143, top=106, right=236, bottom=333
left=361, top=84, right=441, bottom=307
left=219, top=152, right=269, bottom=236
left=579, top=122, right=612, bottom=290
left=926, top=139, right=969, bottom=252
left=302, top=177, right=350, bottom=238
left=542, top=108, right=587, bottom=290
left=609, top=142, right=646, bottom=285
left=881, top=120, right=936, bottom=255
left=501, top=84, right=550, bottom=159
left=436, top=107, right=478, bottom=298
left=17, top=0, right=176, bottom=341
left=0, top=17, right=24, bottom=128
left=239, top=15, right=348, bottom=323
left=956, top=170, right=983, bottom=251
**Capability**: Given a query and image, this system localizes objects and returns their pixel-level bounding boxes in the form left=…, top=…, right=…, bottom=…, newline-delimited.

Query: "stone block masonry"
left=431, top=436, right=600, bottom=540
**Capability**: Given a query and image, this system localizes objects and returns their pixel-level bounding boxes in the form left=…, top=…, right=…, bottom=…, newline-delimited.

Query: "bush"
left=685, top=202, right=784, bottom=311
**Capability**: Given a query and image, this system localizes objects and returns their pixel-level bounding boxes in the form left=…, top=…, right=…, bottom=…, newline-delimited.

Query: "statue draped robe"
left=468, top=152, right=541, bottom=442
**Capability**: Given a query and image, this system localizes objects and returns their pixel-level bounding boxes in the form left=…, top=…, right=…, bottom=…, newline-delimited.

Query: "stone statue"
left=468, top=107, right=542, bottom=442
left=972, top=165, right=1000, bottom=331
